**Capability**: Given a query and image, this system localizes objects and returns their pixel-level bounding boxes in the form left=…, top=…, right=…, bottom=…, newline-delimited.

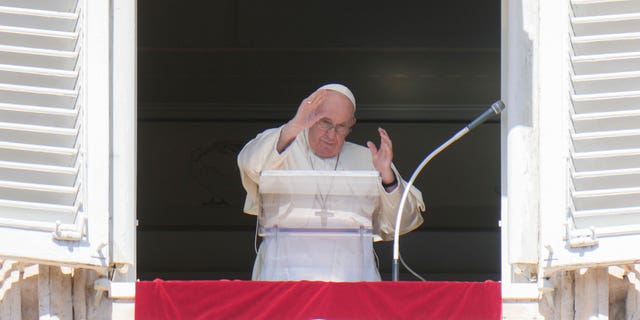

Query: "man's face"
left=308, top=91, right=355, bottom=158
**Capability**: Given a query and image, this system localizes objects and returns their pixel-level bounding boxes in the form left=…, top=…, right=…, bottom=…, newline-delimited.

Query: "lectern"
left=256, top=170, right=381, bottom=281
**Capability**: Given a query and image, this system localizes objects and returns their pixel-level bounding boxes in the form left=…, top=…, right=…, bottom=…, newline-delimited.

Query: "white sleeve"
left=373, top=165, right=426, bottom=241
left=237, top=126, right=292, bottom=215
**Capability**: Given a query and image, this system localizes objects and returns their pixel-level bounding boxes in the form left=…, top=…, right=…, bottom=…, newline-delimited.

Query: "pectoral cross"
left=315, top=209, right=334, bottom=227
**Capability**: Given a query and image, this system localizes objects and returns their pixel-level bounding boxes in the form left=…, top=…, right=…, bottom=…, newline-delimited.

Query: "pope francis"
left=238, top=83, right=425, bottom=281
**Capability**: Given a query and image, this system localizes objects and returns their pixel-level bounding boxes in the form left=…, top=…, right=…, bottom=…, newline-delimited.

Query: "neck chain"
left=308, top=150, right=341, bottom=226
left=309, top=152, right=341, bottom=171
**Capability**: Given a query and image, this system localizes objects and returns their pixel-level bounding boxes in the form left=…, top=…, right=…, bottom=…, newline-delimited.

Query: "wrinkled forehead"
left=319, top=91, right=356, bottom=124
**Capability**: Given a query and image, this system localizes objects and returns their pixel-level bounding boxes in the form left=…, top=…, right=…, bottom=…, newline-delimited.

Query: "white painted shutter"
left=0, top=0, right=111, bottom=268
left=565, top=0, right=640, bottom=262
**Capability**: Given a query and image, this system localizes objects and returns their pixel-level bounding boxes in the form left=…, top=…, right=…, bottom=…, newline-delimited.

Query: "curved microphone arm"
left=391, top=100, right=505, bottom=281
left=390, top=127, right=469, bottom=281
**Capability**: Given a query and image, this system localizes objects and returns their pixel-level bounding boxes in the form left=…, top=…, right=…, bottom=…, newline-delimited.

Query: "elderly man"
left=238, top=83, right=425, bottom=281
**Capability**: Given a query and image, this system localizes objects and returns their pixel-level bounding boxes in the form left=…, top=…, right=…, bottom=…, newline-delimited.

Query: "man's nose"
left=324, top=126, right=337, bottom=139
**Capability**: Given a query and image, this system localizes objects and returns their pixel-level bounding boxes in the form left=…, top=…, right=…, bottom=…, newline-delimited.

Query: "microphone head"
left=466, top=99, right=506, bottom=131
left=491, top=100, right=506, bottom=114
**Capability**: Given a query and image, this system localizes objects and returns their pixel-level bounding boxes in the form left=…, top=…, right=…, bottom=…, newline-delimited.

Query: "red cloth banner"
left=136, top=279, right=501, bottom=320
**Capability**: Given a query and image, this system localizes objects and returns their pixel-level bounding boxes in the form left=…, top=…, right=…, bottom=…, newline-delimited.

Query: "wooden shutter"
left=565, top=0, right=640, bottom=262
left=0, top=0, right=111, bottom=268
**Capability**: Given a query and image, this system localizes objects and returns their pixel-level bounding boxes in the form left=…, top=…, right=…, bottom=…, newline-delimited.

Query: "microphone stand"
left=391, top=100, right=505, bottom=281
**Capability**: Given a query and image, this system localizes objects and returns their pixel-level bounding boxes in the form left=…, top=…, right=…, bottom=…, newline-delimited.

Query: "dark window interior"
left=137, top=0, right=501, bottom=281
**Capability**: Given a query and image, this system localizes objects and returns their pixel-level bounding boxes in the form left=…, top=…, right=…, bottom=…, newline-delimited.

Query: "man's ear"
left=345, top=117, right=356, bottom=138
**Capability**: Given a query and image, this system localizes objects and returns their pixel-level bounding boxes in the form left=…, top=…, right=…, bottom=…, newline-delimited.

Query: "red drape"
left=136, top=279, right=501, bottom=320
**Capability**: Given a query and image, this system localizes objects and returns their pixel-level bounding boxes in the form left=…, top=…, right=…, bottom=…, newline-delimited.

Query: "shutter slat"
left=572, top=33, right=640, bottom=55
left=0, top=180, right=78, bottom=205
left=0, top=102, right=78, bottom=127
left=0, top=160, right=78, bottom=186
left=0, top=44, right=78, bottom=69
left=572, top=208, right=640, bottom=230
left=0, top=83, right=77, bottom=107
left=572, top=52, right=640, bottom=74
left=572, top=109, right=640, bottom=132
left=572, top=12, right=640, bottom=36
left=0, top=0, right=78, bottom=13
left=572, top=91, right=640, bottom=113
left=0, top=198, right=78, bottom=226
left=572, top=130, right=640, bottom=153
left=572, top=0, right=640, bottom=18
left=0, top=63, right=78, bottom=89
left=573, top=148, right=640, bottom=171
left=0, top=25, right=78, bottom=51
left=0, top=121, right=78, bottom=148
left=0, top=141, right=77, bottom=166
left=572, top=187, right=640, bottom=210
left=572, top=70, right=640, bottom=94
left=0, top=5, right=78, bottom=32
left=573, top=168, right=640, bottom=190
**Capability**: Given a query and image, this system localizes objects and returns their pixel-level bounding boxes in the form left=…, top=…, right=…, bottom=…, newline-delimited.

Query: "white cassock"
left=237, top=125, right=425, bottom=281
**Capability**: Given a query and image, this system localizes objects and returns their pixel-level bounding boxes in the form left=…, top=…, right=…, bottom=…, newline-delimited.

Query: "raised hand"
left=366, top=127, right=396, bottom=186
left=277, top=89, right=327, bottom=153
left=289, top=90, right=327, bottom=132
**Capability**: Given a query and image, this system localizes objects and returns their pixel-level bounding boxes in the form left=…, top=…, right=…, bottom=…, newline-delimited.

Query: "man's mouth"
left=321, top=139, right=336, bottom=146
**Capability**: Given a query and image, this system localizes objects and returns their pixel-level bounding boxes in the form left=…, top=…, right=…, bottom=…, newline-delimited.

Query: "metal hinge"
left=565, top=223, right=598, bottom=248
left=52, top=215, right=87, bottom=241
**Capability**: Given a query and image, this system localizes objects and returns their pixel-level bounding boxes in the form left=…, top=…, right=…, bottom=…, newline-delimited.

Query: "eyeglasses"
left=316, top=118, right=352, bottom=136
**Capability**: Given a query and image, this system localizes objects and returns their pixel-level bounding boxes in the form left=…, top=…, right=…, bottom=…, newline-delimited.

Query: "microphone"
left=467, top=100, right=506, bottom=131
left=391, top=100, right=506, bottom=281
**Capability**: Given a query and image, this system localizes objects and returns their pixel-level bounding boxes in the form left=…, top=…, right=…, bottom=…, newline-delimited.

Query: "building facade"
left=1, top=0, right=639, bottom=319
left=0, top=0, right=136, bottom=319
left=502, top=0, right=640, bottom=318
